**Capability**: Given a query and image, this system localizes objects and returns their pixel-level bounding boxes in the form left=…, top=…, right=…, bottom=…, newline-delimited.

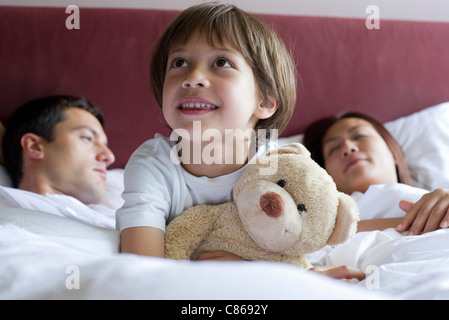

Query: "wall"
left=1, top=0, right=449, bottom=22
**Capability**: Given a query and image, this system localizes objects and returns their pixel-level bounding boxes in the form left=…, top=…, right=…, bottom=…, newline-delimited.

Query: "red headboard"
left=1, top=6, right=449, bottom=168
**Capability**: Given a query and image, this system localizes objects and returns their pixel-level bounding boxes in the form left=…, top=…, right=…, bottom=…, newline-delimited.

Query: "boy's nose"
left=181, top=67, right=210, bottom=89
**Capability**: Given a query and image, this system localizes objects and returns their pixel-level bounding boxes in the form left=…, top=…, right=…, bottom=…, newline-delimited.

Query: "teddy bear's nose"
left=260, top=192, right=284, bottom=218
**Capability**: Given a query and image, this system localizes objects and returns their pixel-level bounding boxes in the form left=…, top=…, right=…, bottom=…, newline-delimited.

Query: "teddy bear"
left=164, top=143, right=359, bottom=268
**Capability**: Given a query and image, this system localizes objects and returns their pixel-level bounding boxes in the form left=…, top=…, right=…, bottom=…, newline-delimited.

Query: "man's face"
left=39, top=108, right=115, bottom=205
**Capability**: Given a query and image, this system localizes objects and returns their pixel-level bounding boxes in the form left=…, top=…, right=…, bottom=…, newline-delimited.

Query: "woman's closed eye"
left=326, top=144, right=340, bottom=156
left=353, top=134, right=369, bottom=141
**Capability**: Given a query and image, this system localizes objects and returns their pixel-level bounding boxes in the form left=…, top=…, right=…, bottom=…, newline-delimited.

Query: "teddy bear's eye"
left=297, top=204, right=307, bottom=213
left=277, top=179, right=286, bottom=188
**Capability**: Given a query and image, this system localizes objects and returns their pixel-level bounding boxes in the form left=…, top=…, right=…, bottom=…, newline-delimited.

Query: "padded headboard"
left=1, top=6, right=449, bottom=168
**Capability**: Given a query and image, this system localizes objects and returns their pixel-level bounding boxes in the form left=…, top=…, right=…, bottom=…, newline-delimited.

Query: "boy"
left=117, top=3, right=297, bottom=257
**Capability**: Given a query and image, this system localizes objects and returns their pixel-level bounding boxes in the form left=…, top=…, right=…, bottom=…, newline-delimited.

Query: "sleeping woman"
left=303, top=111, right=449, bottom=236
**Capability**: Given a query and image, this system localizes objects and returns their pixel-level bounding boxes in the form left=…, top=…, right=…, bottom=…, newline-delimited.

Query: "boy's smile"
left=177, top=97, right=219, bottom=115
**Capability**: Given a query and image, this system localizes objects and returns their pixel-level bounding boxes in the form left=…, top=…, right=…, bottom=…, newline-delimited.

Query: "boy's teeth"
left=181, top=103, right=216, bottom=109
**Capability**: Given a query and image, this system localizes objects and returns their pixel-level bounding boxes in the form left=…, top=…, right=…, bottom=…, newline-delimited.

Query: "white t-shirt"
left=116, top=134, right=274, bottom=232
left=351, top=183, right=429, bottom=220
left=0, top=186, right=116, bottom=229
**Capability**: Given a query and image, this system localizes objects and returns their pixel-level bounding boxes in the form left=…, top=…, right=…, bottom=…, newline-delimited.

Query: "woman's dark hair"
left=303, top=111, right=413, bottom=186
left=2, top=95, right=104, bottom=187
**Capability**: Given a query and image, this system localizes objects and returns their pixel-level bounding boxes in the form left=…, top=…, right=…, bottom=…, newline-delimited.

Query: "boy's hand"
left=196, top=250, right=245, bottom=261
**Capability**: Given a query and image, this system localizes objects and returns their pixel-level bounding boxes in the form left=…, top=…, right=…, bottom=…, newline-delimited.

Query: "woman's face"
left=322, top=117, right=398, bottom=194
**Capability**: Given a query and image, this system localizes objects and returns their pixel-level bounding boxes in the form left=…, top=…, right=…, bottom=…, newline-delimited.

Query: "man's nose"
left=97, top=144, right=115, bottom=167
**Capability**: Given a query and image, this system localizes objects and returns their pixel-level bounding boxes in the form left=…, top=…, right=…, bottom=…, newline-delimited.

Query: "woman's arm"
left=357, top=218, right=402, bottom=232
left=357, top=189, right=449, bottom=234
left=120, top=226, right=165, bottom=257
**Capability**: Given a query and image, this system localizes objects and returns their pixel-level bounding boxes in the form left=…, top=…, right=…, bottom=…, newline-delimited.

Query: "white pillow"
left=278, top=133, right=303, bottom=146
left=0, top=165, right=12, bottom=187
left=0, top=164, right=124, bottom=209
left=278, top=102, right=449, bottom=191
left=99, top=168, right=125, bottom=210
left=385, top=101, right=449, bottom=191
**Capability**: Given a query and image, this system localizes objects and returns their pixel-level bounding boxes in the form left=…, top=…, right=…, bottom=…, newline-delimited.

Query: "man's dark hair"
left=2, top=95, right=104, bottom=187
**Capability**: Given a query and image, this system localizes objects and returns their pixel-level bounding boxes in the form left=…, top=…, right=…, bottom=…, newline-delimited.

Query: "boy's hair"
left=150, top=3, right=297, bottom=136
left=2, top=95, right=104, bottom=187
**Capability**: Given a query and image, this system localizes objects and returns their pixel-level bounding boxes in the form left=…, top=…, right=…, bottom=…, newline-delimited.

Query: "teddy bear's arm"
left=164, top=203, right=227, bottom=260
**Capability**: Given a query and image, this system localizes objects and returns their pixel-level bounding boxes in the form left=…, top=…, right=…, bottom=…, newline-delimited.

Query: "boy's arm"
left=120, top=226, right=164, bottom=257
left=165, top=204, right=227, bottom=260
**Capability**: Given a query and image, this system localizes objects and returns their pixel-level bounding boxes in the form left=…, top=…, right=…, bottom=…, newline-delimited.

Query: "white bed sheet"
left=1, top=203, right=449, bottom=300
left=0, top=182, right=449, bottom=300
left=306, top=182, right=449, bottom=299
left=0, top=205, right=383, bottom=300
left=307, top=228, right=449, bottom=299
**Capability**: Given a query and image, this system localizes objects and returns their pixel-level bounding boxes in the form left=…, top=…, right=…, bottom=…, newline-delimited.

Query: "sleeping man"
left=0, top=95, right=117, bottom=229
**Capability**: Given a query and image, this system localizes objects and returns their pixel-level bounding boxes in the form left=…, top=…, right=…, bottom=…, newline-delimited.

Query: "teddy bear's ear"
left=269, top=143, right=310, bottom=156
left=326, top=193, right=359, bottom=246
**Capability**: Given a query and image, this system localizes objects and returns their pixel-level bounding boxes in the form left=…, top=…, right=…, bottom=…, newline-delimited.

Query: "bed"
left=1, top=5, right=449, bottom=301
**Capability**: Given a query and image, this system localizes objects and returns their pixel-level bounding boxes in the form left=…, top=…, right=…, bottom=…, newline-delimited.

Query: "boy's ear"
left=20, top=133, right=45, bottom=160
left=254, top=93, right=279, bottom=120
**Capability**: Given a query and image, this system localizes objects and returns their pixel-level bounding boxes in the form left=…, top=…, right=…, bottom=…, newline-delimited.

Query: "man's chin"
left=74, top=188, right=105, bottom=206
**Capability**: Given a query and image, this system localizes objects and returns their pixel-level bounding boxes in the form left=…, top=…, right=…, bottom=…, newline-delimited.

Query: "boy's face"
left=162, top=31, right=275, bottom=144
left=37, top=108, right=115, bottom=204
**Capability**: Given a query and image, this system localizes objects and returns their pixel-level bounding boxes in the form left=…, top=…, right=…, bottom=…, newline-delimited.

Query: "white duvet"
left=307, top=183, right=449, bottom=299
left=1, top=183, right=448, bottom=300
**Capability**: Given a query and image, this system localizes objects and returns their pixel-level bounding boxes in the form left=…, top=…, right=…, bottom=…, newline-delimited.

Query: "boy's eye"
left=213, top=57, right=232, bottom=68
left=171, top=57, right=188, bottom=68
